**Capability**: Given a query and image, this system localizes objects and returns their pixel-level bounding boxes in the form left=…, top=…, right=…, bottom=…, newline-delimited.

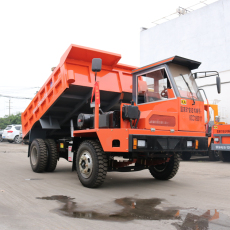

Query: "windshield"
left=168, top=63, right=203, bottom=101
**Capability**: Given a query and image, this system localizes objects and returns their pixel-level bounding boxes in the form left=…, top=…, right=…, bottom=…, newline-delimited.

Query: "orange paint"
left=178, top=99, right=205, bottom=132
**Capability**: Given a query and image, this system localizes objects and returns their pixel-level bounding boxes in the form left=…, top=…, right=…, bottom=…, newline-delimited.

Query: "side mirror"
left=216, top=76, right=221, bottom=94
left=92, top=58, right=102, bottom=72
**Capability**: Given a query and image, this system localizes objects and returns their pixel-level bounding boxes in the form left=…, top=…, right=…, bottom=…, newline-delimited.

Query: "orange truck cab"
left=22, top=44, right=220, bottom=188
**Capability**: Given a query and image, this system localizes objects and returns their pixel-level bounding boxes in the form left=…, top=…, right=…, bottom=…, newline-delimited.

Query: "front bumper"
left=211, top=144, right=230, bottom=151
left=129, top=135, right=208, bottom=152
left=211, top=134, right=230, bottom=152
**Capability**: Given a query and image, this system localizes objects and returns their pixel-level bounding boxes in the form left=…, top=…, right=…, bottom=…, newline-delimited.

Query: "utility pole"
left=9, top=99, right=11, bottom=116
left=6, top=99, right=13, bottom=117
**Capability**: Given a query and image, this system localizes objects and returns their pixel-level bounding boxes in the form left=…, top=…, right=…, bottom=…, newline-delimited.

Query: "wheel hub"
left=79, top=151, right=93, bottom=179
left=81, top=160, right=86, bottom=169
left=154, top=163, right=167, bottom=172
left=15, top=136, right=20, bottom=144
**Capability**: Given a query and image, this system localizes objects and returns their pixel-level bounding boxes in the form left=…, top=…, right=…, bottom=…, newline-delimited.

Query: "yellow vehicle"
left=181, top=104, right=223, bottom=161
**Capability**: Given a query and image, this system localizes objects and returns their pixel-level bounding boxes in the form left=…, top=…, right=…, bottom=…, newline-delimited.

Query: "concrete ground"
left=1, top=141, right=230, bottom=230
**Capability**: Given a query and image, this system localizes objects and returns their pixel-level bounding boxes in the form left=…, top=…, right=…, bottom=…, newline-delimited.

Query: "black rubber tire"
left=180, top=152, right=192, bottom=161
left=208, top=141, right=219, bottom=161
left=76, top=140, right=108, bottom=188
left=44, top=139, right=58, bottom=172
left=149, top=154, right=180, bottom=180
left=14, top=135, right=21, bottom=144
left=0, top=135, right=2, bottom=142
left=30, top=139, right=48, bottom=173
left=219, top=151, right=230, bottom=162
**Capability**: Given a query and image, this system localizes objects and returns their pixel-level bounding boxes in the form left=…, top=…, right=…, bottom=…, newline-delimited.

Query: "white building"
left=140, top=0, right=230, bottom=123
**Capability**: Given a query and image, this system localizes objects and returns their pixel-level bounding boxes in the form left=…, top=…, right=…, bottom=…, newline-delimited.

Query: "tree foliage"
left=0, top=113, right=21, bottom=130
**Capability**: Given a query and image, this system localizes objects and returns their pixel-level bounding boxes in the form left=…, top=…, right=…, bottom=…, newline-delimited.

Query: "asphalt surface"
left=1, top=141, right=230, bottom=230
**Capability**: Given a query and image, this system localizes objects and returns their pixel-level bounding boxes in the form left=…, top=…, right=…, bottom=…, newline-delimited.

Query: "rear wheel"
left=149, top=154, right=179, bottom=180
left=219, top=151, right=230, bottom=162
left=30, top=139, right=48, bottom=173
left=76, top=140, right=108, bottom=188
left=14, top=135, right=21, bottom=144
left=208, top=141, right=219, bottom=161
left=0, top=135, right=2, bottom=142
left=180, top=152, right=192, bottom=161
left=44, top=139, right=58, bottom=172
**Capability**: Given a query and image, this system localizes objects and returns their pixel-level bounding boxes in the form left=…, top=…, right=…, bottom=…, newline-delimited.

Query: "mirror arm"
left=199, top=88, right=210, bottom=125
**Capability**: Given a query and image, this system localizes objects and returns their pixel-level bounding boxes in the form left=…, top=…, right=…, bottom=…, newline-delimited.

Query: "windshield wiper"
left=180, top=74, right=195, bottom=105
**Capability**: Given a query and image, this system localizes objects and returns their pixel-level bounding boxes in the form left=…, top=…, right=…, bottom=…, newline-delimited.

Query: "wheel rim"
left=153, top=163, right=167, bottom=172
left=31, top=146, right=38, bottom=165
left=79, top=150, right=93, bottom=179
left=15, top=136, right=20, bottom=143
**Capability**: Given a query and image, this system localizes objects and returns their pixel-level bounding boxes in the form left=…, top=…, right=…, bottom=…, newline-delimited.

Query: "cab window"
left=137, top=68, right=174, bottom=104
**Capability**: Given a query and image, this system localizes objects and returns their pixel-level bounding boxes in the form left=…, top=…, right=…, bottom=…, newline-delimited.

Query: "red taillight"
left=7, top=131, right=13, bottom=133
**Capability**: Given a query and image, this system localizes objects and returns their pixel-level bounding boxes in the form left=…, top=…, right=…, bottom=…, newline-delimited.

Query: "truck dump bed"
left=22, top=44, right=136, bottom=139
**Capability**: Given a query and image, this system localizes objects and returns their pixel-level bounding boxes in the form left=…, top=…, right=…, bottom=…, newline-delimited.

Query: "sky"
left=0, top=0, right=217, bottom=118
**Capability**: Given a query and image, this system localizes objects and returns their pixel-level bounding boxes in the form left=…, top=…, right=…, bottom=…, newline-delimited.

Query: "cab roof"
left=132, top=56, right=201, bottom=74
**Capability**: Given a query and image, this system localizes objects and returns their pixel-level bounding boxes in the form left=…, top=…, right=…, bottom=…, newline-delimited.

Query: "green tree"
left=0, top=113, right=21, bottom=129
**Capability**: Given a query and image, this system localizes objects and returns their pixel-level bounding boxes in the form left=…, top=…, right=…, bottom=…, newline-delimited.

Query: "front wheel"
left=208, top=141, right=219, bottom=161
left=219, top=151, right=230, bottom=162
left=149, top=154, right=179, bottom=180
left=76, top=140, right=108, bottom=188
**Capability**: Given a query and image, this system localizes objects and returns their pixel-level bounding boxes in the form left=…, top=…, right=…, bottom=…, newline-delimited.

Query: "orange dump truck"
left=22, top=44, right=220, bottom=188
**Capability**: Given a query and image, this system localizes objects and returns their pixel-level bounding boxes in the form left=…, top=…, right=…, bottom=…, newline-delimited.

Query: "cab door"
left=136, top=67, right=178, bottom=131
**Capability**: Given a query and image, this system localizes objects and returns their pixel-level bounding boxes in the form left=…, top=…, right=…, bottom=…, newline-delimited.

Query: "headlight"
left=138, top=140, right=146, bottom=147
left=187, top=141, right=192, bottom=147
left=133, top=139, right=146, bottom=149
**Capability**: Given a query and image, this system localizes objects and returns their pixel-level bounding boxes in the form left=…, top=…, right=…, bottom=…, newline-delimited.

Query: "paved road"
left=1, top=142, right=230, bottom=230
